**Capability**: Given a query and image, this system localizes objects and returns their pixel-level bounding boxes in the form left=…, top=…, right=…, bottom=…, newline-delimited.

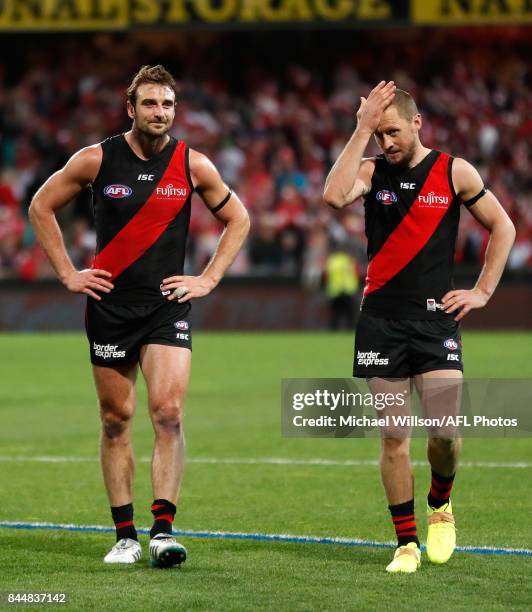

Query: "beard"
left=384, top=139, right=417, bottom=168
left=137, top=124, right=170, bottom=139
left=136, top=118, right=172, bottom=139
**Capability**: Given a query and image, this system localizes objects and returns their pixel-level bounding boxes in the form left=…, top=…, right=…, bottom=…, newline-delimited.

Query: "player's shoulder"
left=450, top=156, right=481, bottom=183
left=450, top=156, right=484, bottom=199
left=451, top=156, right=476, bottom=173
left=73, top=143, right=103, bottom=163
left=65, top=143, right=103, bottom=184
left=188, top=148, right=213, bottom=170
left=188, top=148, right=220, bottom=188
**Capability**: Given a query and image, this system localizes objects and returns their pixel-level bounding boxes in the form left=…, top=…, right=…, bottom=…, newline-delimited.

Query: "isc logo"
left=104, top=184, right=132, bottom=198
left=138, top=174, right=154, bottom=181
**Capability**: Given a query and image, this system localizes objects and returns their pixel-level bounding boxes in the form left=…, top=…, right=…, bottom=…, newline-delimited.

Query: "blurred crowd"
left=0, top=28, right=530, bottom=283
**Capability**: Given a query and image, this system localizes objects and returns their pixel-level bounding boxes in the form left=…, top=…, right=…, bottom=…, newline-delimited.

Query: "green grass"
left=0, top=332, right=531, bottom=610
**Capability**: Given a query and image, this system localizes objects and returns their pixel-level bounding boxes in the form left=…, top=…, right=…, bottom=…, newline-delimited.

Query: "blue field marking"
left=1, top=521, right=531, bottom=558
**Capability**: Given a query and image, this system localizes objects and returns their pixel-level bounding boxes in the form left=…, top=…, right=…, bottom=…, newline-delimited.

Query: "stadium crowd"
left=0, top=29, right=530, bottom=283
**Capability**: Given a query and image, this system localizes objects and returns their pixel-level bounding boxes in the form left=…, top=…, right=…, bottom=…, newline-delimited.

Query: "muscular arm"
left=28, top=145, right=114, bottom=300
left=442, top=158, right=516, bottom=321
left=323, top=80, right=395, bottom=209
left=324, top=148, right=375, bottom=209
left=161, top=150, right=250, bottom=302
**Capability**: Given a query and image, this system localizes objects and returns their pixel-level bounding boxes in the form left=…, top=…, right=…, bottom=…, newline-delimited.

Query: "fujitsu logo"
left=156, top=183, right=188, bottom=198
left=417, top=192, right=449, bottom=207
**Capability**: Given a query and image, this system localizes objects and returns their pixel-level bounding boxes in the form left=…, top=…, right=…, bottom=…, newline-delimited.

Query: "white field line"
left=0, top=455, right=530, bottom=469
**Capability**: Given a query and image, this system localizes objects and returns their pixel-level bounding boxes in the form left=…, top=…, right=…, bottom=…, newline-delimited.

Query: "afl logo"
left=104, top=184, right=132, bottom=198
left=376, top=190, right=397, bottom=205
left=444, top=339, right=458, bottom=351
left=174, top=320, right=189, bottom=331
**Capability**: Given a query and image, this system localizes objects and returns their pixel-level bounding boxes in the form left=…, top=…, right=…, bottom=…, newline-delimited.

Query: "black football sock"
left=389, top=499, right=420, bottom=548
left=428, top=470, right=455, bottom=508
left=150, top=499, right=176, bottom=538
left=111, top=503, right=138, bottom=542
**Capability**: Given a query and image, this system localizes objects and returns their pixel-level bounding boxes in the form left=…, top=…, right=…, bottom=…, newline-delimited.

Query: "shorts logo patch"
left=174, top=320, right=189, bottom=331
left=427, top=299, right=443, bottom=311
left=93, top=342, right=126, bottom=359
left=376, top=190, right=397, bottom=205
left=357, top=350, right=389, bottom=366
left=176, top=333, right=189, bottom=340
left=104, top=184, right=133, bottom=198
left=444, top=338, right=458, bottom=350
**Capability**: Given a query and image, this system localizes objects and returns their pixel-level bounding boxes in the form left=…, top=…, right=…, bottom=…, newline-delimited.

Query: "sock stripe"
left=392, top=514, right=415, bottom=523
left=430, top=488, right=452, bottom=500
left=396, top=529, right=418, bottom=536
left=389, top=499, right=419, bottom=547
left=110, top=504, right=137, bottom=542
left=431, top=481, right=453, bottom=493
left=150, top=499, right=177, bottom=538
left=115, top=520, right=134, bottom=529
left=155, top=514, right=174, bottom=523
left=428, top=471, right=455, bottom=508
left=395, top=520, right=417, bottom=531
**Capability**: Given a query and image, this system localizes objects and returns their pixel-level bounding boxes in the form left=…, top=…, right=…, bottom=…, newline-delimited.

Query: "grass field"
left=0, top=331, right=531, bottom=611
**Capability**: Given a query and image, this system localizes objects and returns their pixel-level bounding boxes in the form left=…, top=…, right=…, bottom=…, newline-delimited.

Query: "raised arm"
left=323, top=80, right=396, bottom=209
left=442, top=158, right=516, bottom=321
left=28, top=145, right=115, bottom=300
left=161, top=150, right=250, bottom=303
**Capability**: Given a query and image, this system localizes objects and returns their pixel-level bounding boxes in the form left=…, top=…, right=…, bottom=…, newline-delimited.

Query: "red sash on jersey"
left=92, top=142, right=191, bottom=280
left=364, top=153, right=453, bottom=297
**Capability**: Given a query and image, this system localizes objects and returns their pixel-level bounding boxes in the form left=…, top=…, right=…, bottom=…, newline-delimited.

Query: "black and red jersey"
left=91, top=135, right=193, bottom=304
left=362, top=150, right=466, bottom=320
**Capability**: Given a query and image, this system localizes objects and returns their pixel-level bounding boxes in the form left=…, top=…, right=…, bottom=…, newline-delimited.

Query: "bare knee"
left=151, top=400, right=183, bottom=435
left=428, top=438, right=460, bottom=453
left=428, top=436, right=460, bottom=455
left=100, top=400, right=134, bottom=440
left=381, top=438, right=410, bottom=464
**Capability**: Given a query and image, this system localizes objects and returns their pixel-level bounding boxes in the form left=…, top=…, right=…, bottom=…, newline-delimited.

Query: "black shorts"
left=86, top=298, right=192, bottom=367
left=353, top=311, right=463, bottom=378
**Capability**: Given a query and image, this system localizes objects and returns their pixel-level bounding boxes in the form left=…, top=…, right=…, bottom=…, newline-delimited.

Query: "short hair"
left=390, top=89, right=419, bottom=121
left=126, top=65, right=177, bottom=105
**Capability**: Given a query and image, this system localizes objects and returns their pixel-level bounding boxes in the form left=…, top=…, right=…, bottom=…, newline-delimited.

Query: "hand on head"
left=356, top=81, right=396, bottom=134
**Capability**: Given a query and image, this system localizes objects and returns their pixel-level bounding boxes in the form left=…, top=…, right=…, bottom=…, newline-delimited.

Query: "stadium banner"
left=1, top=0, right=530, bottom=30
left=0, top=0, right=405, bottom=31
left=281, top=378, right=532, bottom=438
left=411, top=0, right=532, bottom=25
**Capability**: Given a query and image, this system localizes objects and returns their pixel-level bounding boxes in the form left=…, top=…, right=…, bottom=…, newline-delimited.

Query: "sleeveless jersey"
left=91, top=135, right=193, bottom=304
left=361, top=150, right=461, bottom=320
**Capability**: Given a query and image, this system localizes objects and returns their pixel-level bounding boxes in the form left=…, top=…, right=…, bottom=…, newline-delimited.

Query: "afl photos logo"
left=104, top=185, right=133, bottom=198
left=376, top=190, right=398, bottom=205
